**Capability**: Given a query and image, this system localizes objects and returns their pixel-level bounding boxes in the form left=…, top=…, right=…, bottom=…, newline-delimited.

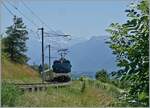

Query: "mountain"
left=26, top=35, right=118, bottom=78
left=68, top=36, right=117, bottom=76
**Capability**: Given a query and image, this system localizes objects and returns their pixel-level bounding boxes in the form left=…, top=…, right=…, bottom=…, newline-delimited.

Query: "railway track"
left=13, top=81, right=72, bottom=92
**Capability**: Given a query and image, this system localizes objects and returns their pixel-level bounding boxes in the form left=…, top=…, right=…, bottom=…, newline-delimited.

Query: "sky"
left=1, top=0, right=134, bottom=39
left=0, top=0, right=135, bottom=64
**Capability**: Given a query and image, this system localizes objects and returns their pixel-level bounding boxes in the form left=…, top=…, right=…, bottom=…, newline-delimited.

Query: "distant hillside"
left=26, top=36, right=118, bottom=77
left=2, top=57, right=41, bottom=83
left=68, top=36, right=118, bottom=74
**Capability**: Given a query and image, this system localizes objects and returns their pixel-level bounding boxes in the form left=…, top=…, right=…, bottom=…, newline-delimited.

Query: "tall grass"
left=1, top=82, right=23, bottom=106
left=15, top=80, right=121, bottom=107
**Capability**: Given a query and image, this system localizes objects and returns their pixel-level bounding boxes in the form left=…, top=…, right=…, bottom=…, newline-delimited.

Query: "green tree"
left=95, top=69, right=109, bottom=83
left=106, top=0, right=149, bottom=106
left=3, top=16, right=29, bottom=63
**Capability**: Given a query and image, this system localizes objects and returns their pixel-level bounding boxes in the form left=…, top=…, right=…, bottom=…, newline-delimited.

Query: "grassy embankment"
left=15, top=80, right=126, bottom=107
left=1, top=57, right=126, bottom=107
left=1, top=57, right=41, bottom=83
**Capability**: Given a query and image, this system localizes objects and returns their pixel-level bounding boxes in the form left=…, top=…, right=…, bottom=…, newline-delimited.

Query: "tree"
left=3, top=16, right=29, bottom=63
left=106, top=0, right=149, bottom=106
left=95, top=69, right=109, bottom=83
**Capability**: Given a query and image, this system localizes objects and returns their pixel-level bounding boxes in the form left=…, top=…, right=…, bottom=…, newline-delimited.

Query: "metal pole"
left=38, top=27, right=44, bottom=83
left=48, top=44, right=51, bottom=69
left=41, top=27, right=44, bottom=83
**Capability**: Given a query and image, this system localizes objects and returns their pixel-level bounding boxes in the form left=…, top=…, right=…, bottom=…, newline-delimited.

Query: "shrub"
left=95, top=69, right=109, bottom=83
left=79, top=76, right=87, bottom=93
left=1, top=82, right=23, bottom=106
left=81, top=80, right=86, bottom=93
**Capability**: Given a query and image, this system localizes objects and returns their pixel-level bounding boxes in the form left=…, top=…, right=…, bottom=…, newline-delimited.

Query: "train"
left=44, top=57, right=72, bottom=82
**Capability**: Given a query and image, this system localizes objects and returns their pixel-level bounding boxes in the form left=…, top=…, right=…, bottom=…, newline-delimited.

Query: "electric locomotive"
left=52, top=58, right=72, bottom=82
left=44, top=48, right=71, bottom=82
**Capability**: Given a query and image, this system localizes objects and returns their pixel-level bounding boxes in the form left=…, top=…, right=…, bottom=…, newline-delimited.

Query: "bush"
left=110, top=79, right=129, bottom=89
left=1, top=82, right=23, bottom=106
left=81, top=80, right=86, bottom=93
left=79, top=76, right=87, bottom=93
left=95, top=69, right=109, bottom=83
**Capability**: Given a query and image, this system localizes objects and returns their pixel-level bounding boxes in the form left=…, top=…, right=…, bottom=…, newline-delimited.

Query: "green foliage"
left=1, top=82, right=23, bottom=106
left=109, top=71, right=130, bottom=89
left=95, top=69, right=109, bottom=83
left=81, top=80, right=86, bottom=93
left=79, top=76, right=87, bottom=93
left=2, top=16, right=29, bottom=64
left=79, top=76, right=87, bottom=81
left=110, top=79, right=128, bottom=89
left=106, top=0, right=149, bottom=106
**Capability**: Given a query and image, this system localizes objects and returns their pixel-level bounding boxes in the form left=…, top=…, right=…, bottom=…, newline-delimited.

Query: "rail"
left=12, top=81, right=72, bottom=92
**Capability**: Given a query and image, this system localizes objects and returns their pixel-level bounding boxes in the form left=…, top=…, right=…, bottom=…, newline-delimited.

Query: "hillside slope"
left=2, top=58, right=41, bottom=83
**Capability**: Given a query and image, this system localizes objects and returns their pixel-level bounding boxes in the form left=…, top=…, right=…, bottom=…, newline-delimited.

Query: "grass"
left=1, top=82, right=23, bottom=107
left=1, top=57, right=41, bottom=83
left=15, top=80, right=124, bottom=107
left=1, top=57, right=127, bottom=107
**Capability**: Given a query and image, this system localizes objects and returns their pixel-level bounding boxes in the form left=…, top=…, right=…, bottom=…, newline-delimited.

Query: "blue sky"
left=1, top=0, right=133, bottom=40
left=1, top=0, right=134, bottom=64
